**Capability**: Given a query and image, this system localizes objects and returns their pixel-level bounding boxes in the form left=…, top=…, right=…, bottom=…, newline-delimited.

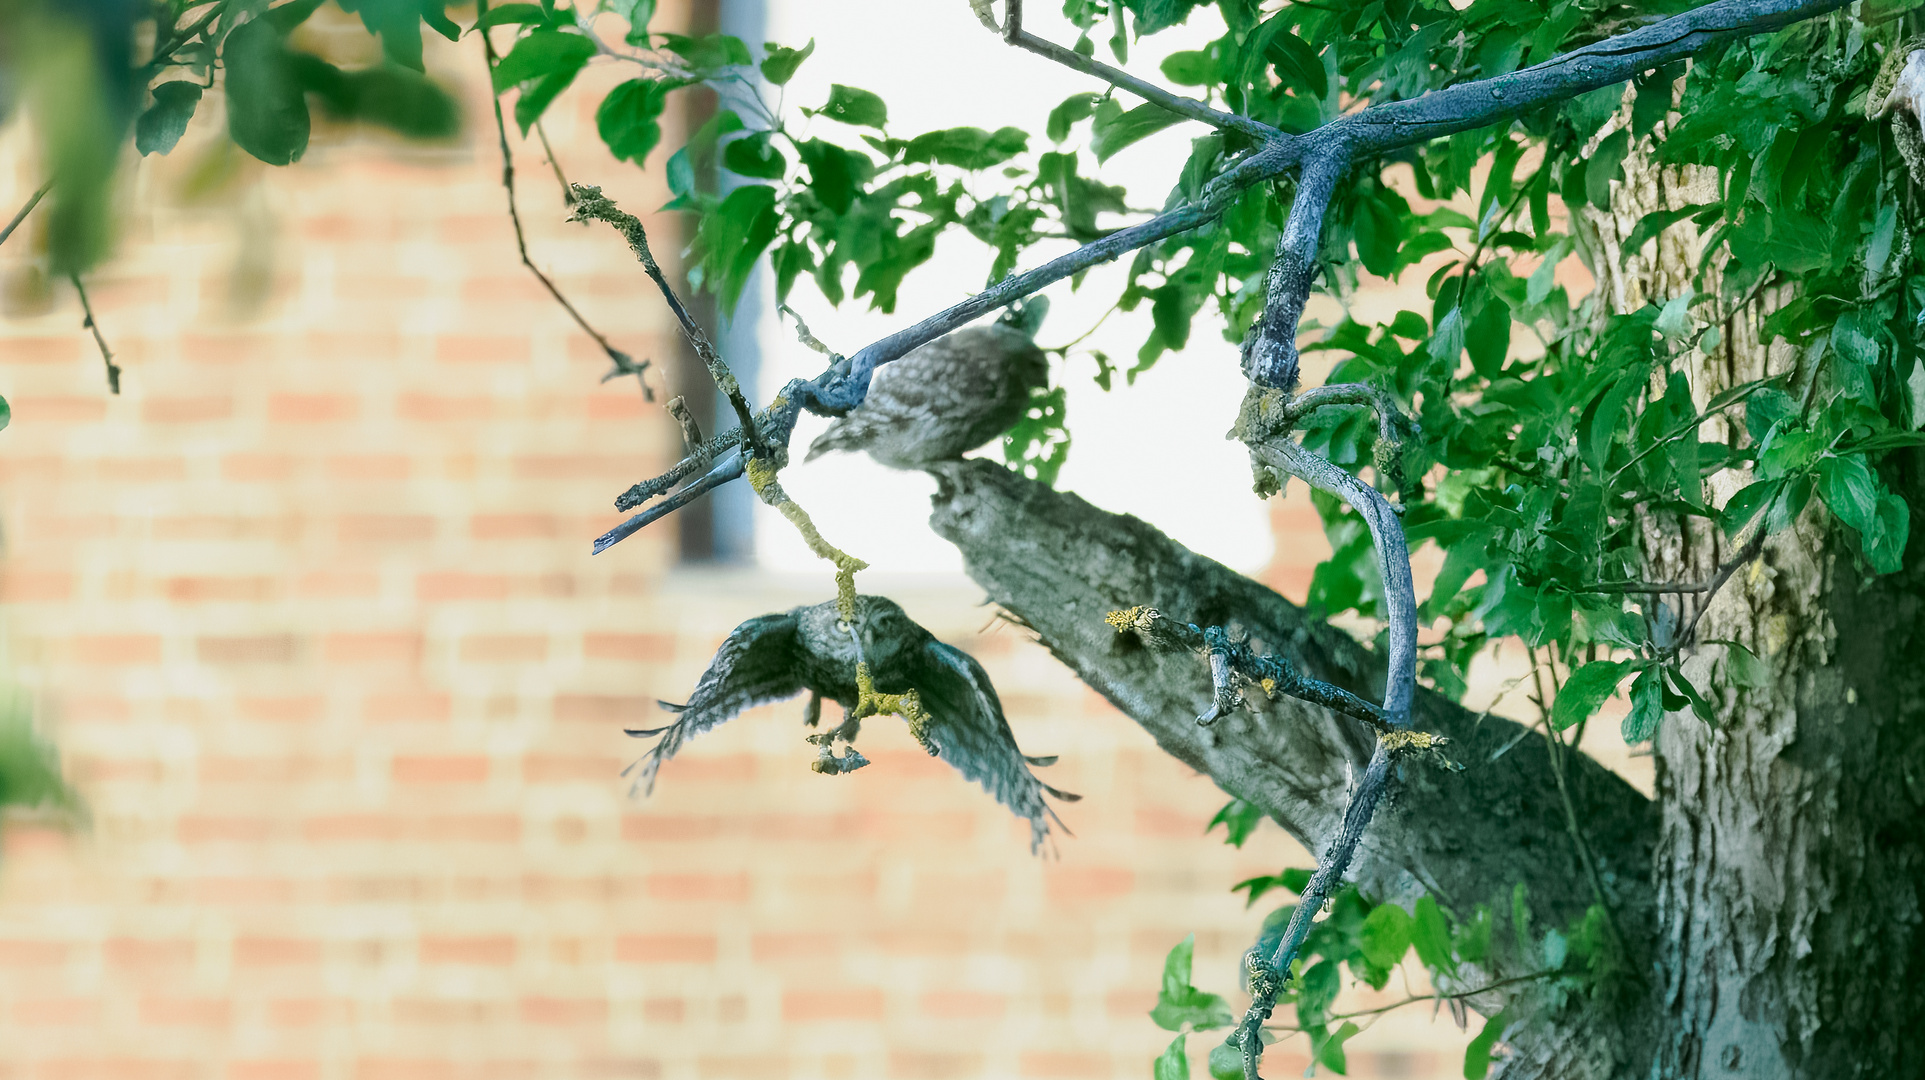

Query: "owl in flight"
left=806, top=317, right=1049, bottom=469
left=627, top=594, right=1076, bottom=852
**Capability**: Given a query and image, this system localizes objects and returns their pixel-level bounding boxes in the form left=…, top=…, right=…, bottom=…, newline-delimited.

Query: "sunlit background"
left=0, top=3, right=1645, bottom=1080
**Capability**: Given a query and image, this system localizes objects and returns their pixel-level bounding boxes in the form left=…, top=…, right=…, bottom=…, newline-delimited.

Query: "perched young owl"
left=805, top=320, right=1049, bottom=469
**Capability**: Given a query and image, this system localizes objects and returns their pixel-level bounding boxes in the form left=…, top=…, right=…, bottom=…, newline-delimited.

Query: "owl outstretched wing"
left=911, top=638, right=1078, bottom=853
left=626, top=612, right=802, bottom=794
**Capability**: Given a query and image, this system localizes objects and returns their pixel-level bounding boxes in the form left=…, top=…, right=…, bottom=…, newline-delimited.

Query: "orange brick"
left=621, top=815, right=726, bottom=841
left=419, top=936, right=515, bottom=965
left=296, top=571, right=379, bottom=597
left=397, top=394, right=497, bottom=421
left=646, top=874, right=749, bottom=903
left=324, top=633, right=421, bottom=664
left=233, top=938, right=322, bottom=966
left=471, top=514, right=564, bottom=539
left=1, top=337, right=83, bottom=364
left=267, top=999, right=345, bottom=1028
left=177, top=816, right=273, bottom=843
left=514, top=454, right=637, bottom=479
left=180, top=332, right=271, bottom=365
left=9, top=396, right=105, bottom=422
left=33, top=1059, right=198, bottom=1080
left=302, top=815, right=405, bottom=842
left=459, top=634, right=546, bottom=662
left=228, top=1063, right=319, bottom=1080
left=326, top=454, right=408, bottom=480
left=363, top=692, right=450, bottom=723
left=238, top=696, right=325, bottom=723
left=194, top=878, right=294, bottom=905
left=0, top=940, right=70, bottom=965
left=1045, top=867, right=1134, bottom=903
left=555, top=695, right=652, bottom=724
left=584, top=633, right=674, bottom=661
left=268, top=394, right=358, bottom=422
left=1019, top=1053, right=1111, bottom=1078
left=392, top=756, right=488, bottom=784
left=0, top=571, right=74, bottom=602
left=435, top=334, right=528, bottom=364
left=421, top=815, right=519, bottom=842
left=165, top=577, right=273, bottom=602
left=750, top=933, right=836, bottom=962
left=223, top=454, right=298, bottom=481
left=69, top=634, right=161, bottom=665
left=354, top=1062, right=457, bottom=1080
left=615, top=935, right=716, bottom=963
left=519, top=997, right=607, bottom=1025
left=919, top=991, right=1006, bottom=1019
left=874, top=929, right=969, bottom=956
left=523, top=754, right=622, bottom=783
left=140, top=997, right=230, bottom=1027
left=416, top=573, right=508, bottom=601
left=781, top=988, right=883, bottom=1022
left=339, top=515, right=434, bottom=543
left=12, top=998, right=101, bottom=1025
left=105, top=938, right=195, bottom=969
left=642, top=998, right=685, bottom=1023
left=887, top=1053, right=982, bottom=1080
left=198, top=635, right=298, bottom=664
left=143, top=396, right=232, bottom=423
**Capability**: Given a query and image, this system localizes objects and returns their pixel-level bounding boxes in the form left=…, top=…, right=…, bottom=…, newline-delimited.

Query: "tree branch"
left=70, top=273, right=120, bottom=395
left=591, top=0, right=1850, bottom=551
left=0, top=179, right=52, bottom=250
left=478, top=7, right=649, bottom=393
left=998, top=0, right=1283, bottom=140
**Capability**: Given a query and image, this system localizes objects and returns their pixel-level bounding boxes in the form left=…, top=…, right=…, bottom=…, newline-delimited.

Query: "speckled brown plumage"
left=805, top=323, right=1048, bottom=469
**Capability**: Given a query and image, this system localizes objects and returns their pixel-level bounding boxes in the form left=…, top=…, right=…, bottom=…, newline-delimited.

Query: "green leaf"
left=1428, top=307, right=1466, bottom=365
left=904, top=126, right=1028, bottom=169
left=658, top=32, right=751, bottom=71
left=597, top=78, right=675, bottom=165
left=1154, top=1034, right=1189, bottom=1080
left=514, top=67, right=581, bottom=134
left=696, top=184, right=780, bottom=315
left=1587, top=129, right=1630, bottom=210
left=1621, top=204, right=1716, bottom=263
left=1002, top=385, right=1070, bottom=485
left=1263, top=28, right=1327, bottom=99
left=1160, top=49, right=1215, bottom=86
left=1721, top=478, right=1780, bottom=538
left=1047, top=93, right=1101, bottom=143
left=1358, top=903, right=1412, bottom=970
left=1207, top=1038, right=1246, bottom=1080
left=1622, top=665, right=1664, bottom=743
left=816, top=84, right=888, bottom=128
left=491, top=29, right=595, bottom=91
left=336, top=0, right=460, bottom=72
left=1865, top=202, right=1898, bottom=278
left=223, top=15, right=311, bottom=165
left=1151, top=935, right=1233, bottom=1032
left=1818, top=454, right=1878, bottom=536
left=1090, top=100, right=1184, bottom=163
left=0, top=395, right=9, bottom=433
left=1313, top=1021, right=1359, bottom=1075
left=1864, top=492, right=1911, bottom=575
left=760, top=38, right=813, bottom=85
left=472, top=4, right=549, bottom=29
left=1231, top=868, right=1312, bottom=907
left=135, top=81, right=203, bottom=156
left=1207, top=798, right=1263, bottom=847
left=1465, top=298, right=1511, bottom=379
left=1463, top=1008, right=1512, bottom=1080
left=294, top=58, right=460, bottom=139
left=1709, top=640, right=1769, bottom=688
left=722, top=132, right=787, bottom=178
left=0, top=701, right=76, bottom=814
left=606, top=0, right=654, bottom=43
left=797, top=138, right=862, bottom=215
left=1124, top=0, right=1201, bottom=34
left=1411, top=896, right=1456, bottom=975
left=1551, top=660, right=1634, bottom=731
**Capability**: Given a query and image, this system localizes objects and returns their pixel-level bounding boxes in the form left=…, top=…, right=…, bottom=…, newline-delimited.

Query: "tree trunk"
left=1587, top=132, right=1925, bottom=1078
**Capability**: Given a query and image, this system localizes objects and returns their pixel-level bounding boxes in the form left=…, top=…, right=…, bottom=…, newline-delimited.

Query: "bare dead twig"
left=70, top=273, right=121, bottom=395
left=567, top=185, right=770, bottom=462
left=0, top=180, right=52, bottom=250
left=478, top=10, right=651, bottom=396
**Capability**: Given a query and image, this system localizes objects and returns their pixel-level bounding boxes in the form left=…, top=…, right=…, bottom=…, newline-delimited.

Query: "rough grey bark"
left=925, top=459, right=1659, bottom=1072
left=1581, top=135, right=1925, bottom=1079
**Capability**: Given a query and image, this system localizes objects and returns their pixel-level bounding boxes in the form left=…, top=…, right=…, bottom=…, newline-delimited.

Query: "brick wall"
left=0, top=19, right=1479, bottom=1080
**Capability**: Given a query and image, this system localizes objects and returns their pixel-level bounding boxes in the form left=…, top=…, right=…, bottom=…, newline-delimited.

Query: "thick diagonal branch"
left=923, top=457, right=1656, bottom=1014
left=1240, top=150, right=1347, bottom=391
left=597, top=0, right=1851, bottom=550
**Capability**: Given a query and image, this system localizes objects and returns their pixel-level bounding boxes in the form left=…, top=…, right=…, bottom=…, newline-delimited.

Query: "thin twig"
left=778, top=303, right=841, bottom=359
left=1531, top=647, right=1625, bottom=954
left=997, top=0, right=1282, bottom=140
left=70, top=273, right=121, bottom=394
left=533, top=120, right=577, bottom=206
left=478, top=8, right=651, bottom=395
left=1263, top=969, right=1559, bottom=1030
left=568, top=185, right=769, bottom=461
left=1665, top=529, right=1766, bottom=656
left=0, top=180, right=52, bottom=249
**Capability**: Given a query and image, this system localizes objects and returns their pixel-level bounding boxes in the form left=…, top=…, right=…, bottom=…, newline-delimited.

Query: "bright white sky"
left=747, top=0, right=1276, bottom=575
